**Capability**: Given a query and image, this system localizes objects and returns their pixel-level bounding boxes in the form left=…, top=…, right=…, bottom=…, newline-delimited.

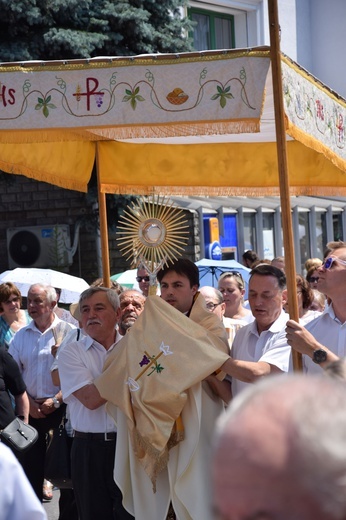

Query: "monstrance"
left=116, top=195, right=189, bottom=295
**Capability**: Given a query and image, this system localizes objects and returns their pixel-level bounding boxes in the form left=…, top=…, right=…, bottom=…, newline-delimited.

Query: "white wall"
left=275, top=0, right=346, bottom=98
left=193, top=0, right=346, bottom=97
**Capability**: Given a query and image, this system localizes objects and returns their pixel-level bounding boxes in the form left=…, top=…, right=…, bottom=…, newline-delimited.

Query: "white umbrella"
left=0, top=268, right=89, bottom=303
left=111, top=269, right=138, bottom=289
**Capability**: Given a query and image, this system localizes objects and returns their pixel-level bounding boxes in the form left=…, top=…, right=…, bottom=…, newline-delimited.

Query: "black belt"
left=74, top=431, right=116, bottom=441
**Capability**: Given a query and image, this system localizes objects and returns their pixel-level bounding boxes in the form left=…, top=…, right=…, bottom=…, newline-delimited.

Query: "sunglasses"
left=323, top=257, right=346, bottom=270
left=136, top=276, right=150, bottom=282
left=308, top=276, right=319, bottom=283
left=221, top=271, right=244, bottom=282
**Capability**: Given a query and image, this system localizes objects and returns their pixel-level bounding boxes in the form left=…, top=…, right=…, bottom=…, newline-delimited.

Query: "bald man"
left=212, top=374, right=346, bottom=520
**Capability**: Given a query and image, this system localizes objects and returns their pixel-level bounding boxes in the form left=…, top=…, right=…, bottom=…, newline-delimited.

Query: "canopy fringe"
left=0, top=160, right=88, bottom=192
left=100, top=183, right=346, bottom=197
left=286, top=121, right=346, bottom=174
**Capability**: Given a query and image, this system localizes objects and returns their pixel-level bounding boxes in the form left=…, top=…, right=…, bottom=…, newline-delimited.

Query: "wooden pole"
left=96, top=142, right=111, bottom=288
left=268, top=0, right=302, bottom=371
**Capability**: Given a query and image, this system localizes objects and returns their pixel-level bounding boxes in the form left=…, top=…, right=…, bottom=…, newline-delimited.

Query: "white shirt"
left=303, top=304, right=346, bottom=374
left=9, top=315, right=75, bottom=399
left=0, top=443, right=47, bottom=520
left=58, top=332, right=122, bottom=433
left=231, top=310, right=291, bottom=397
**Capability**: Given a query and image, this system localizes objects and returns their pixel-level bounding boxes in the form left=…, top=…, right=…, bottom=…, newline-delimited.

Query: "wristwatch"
left=312, top=348, right=327, bottom=364
left=52, top=396, right=61, bottom=409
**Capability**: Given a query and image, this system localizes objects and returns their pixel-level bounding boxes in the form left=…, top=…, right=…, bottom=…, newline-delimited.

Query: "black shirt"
left=0, top=345, right=26, bottom=429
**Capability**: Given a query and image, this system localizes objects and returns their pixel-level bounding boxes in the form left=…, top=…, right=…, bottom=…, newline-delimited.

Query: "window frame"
left=188, top=6, right=235, bottom=51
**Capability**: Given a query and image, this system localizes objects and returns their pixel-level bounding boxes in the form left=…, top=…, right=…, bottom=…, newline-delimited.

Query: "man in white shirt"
left=286, top=241, right=346, bottom=371
left=9, top=284, right=74, bottom=502
left=58, top=287, right=133, bottom=520
left=222, top=264, right=291, bottom=397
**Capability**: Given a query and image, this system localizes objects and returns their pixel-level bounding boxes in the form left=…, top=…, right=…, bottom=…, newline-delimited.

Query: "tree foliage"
left=0, top=0, right=193, bottom=62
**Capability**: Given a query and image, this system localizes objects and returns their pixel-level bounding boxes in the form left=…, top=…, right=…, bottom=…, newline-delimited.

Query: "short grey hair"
left=29, top=284, right=57, bottom=303
left=79, top=286, right=120, bottom=312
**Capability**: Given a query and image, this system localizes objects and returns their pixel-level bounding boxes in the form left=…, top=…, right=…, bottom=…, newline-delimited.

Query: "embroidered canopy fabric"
left=0, top=46, right=345, bottom=195
left=94, top=294, right=230, bottom=488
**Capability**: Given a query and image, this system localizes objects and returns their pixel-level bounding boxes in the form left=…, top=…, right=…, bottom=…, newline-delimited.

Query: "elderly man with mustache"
left=58, top=287, right=133, bottom=520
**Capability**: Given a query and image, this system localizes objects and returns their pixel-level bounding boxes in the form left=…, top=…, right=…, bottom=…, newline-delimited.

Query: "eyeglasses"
left=323, top=256, right=346, bottom=270
left=206, top=301, right=223, bottom=312
left=136, top=276, right=150, bottom=282
left=308, top=276, right=319, bottom=283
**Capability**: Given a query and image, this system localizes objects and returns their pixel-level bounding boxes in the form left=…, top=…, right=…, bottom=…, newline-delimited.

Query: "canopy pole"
left=96, top=142, right=111, bottom=288
left=268, top=0, right=302, bottom=371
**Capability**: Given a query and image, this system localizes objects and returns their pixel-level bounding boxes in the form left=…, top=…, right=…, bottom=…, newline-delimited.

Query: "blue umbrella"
left=195, top=258, right=251, bottom=297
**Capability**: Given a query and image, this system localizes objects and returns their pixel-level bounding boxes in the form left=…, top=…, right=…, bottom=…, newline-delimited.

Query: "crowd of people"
left=1, top=243, right=346, bottom=520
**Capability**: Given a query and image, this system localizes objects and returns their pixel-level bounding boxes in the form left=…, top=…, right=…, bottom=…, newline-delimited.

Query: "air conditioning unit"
left=7, top=225, right=72, bottom=269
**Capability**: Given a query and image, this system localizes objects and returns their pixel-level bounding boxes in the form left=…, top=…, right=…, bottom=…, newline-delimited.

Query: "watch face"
left=313, top=349, right=327, bottom=364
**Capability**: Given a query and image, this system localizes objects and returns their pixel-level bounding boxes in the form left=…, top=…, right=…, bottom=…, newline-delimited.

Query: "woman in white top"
left=218, top=272, right=253, bottom=347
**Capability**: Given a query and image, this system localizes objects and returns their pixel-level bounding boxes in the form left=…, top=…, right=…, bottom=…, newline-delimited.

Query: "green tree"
left=0, top=0, right=193, bottom=62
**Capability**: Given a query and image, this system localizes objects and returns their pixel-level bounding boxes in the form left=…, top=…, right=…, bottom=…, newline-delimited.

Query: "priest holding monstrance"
left=95, top=198, right=231, bottom=520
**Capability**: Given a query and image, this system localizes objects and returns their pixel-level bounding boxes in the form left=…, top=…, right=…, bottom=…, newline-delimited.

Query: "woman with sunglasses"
left=136, top=265, right=150, bottom=297
left=306, top=266, right=321, bottom=290
left=0, top=282, right=31, bottom=350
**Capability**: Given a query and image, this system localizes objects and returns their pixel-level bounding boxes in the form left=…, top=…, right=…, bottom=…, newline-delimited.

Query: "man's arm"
left=286, top=319, right=339, bottom=368
left=73, top=384, right=106, bottom=410
left=58, top=340, right=106, bottom=410
left=221, top=357, right=282, bottom=383
left=205, top=375, right=232, bottom=404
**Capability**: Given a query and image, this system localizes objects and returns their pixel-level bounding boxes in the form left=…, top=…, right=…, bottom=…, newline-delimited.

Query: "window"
left=243, top=213, right=257, bottom=253
left=189, top=8, right=235, bottom=51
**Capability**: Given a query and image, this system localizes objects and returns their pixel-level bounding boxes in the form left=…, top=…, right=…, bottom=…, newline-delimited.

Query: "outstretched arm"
left=221, top=357, right=282, bottom=383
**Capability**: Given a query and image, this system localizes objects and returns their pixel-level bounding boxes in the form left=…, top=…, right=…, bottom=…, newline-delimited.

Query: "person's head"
left=90, top=278, right=124, bottom=294
left=118, top=289, right=146, bottom=335
left=213, top=374, right=346, bottom=520
left=248, top=264, right=287, bottom=333
left=271, top=256, right=285, bottom=272
left=27, top=284, right=57, bottom=323
left=218, top=272, right=245, bottom=318
left=79, top=287, right=120, bottom=348
left=305, top=257, right=323, bottom=273
left=306, top=266, right=320, bottom=289
left=157, top=258, right=199, bottom=314
left=309, top=289, right=326, bottom=312
left=317, top=241, right=346, bottom=299
left=242, top=250, right=260, bottom=268
left=296, top=274, right=314, bottom=317
left=0, top=282, right=22, bottom=314
left=199, top=286, right=225, bottom=320
left=136, top=264, right=150, bottom=297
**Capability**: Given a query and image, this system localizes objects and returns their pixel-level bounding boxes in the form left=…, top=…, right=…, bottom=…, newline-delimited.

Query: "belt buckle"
left=104, top=432, right=113, bottom=441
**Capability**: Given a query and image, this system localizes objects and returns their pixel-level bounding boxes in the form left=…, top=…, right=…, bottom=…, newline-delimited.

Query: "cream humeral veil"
left=95, top=294, right=229, bottom=488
